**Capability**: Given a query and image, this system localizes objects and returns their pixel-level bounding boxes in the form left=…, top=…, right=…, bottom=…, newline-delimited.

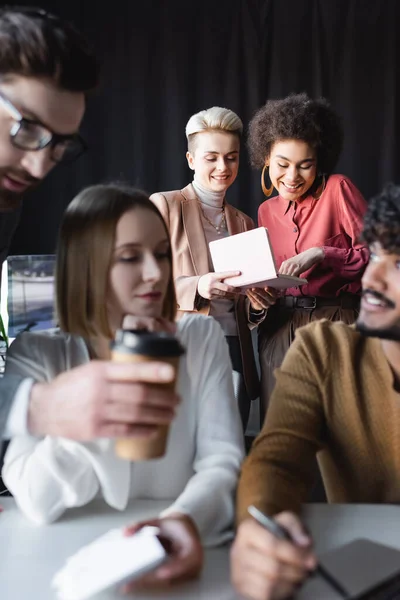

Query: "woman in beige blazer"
left=151, top=107, right=276, bottom=428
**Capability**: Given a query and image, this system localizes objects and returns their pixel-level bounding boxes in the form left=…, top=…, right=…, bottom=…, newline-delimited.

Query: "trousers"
left=226, top=335, right=251, bottom=431
left=258, top=298, right=359, bottom=426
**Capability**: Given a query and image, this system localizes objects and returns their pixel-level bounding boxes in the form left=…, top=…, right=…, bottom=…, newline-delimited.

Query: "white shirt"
left=2, top=314, right=244, bottom=546
left=3, top=378, right=33, bottom=437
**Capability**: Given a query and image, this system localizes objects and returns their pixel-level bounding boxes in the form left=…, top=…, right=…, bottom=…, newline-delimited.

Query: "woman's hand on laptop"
left=122, top=513, right=203, bottom=591
left=279, top=248, right=325, bottom=277
left=197, top=271, right=241, bottom=300
left=247, top=287, right=279, bottom=311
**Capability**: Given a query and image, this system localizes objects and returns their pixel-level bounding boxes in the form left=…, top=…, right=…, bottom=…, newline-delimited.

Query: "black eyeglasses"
left=0, top=90, right=87, bottom=164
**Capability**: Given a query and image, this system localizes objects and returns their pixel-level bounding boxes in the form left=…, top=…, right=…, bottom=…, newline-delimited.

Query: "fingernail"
left=293, top=533, right=310, bottom=546
left=306, top=556, right=317, bottom=570
left=156, top=568, right=169, bottom=579
left=158, top=365, right=174, bottom=380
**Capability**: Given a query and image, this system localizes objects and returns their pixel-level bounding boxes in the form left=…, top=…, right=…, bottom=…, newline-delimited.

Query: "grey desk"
left=0, top=498, right=237, bottom=600
left=1, top=499, right=400, bottom=600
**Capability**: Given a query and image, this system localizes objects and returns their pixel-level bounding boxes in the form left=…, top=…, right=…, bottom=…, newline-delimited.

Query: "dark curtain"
left=7, top=0, right=400, bottom=255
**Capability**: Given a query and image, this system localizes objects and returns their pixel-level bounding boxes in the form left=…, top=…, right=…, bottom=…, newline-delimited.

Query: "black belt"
left=276, top=295, right=360, bottom=310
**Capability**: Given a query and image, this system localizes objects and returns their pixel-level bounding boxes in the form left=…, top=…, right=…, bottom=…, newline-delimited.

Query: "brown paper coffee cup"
left=111, top=329, right=184, bottom=461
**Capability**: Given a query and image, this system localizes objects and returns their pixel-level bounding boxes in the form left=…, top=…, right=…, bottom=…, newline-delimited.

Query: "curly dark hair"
left=247, top=93, right=344, bottom=176
left=0, top=6, right=99, bottom=93
left=363, top=183, right=400, bottom=253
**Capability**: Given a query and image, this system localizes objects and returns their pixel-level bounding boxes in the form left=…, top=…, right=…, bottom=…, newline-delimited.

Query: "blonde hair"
left=186, top=106, right=243, bottom=153
left=56, top=184, right=177, bottom=340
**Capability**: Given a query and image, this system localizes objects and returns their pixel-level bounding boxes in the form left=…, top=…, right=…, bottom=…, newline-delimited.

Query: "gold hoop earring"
left=313, top=174, right=326, bottom=200
left=261, top=165, right=274, bottom=197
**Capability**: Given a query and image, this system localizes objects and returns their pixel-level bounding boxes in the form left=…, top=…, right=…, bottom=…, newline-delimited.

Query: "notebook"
left=52, top=526, right=167, bottom=600
left=298, top=538, right=400, bottom=599
left=209, top=227, right=307, bottom=290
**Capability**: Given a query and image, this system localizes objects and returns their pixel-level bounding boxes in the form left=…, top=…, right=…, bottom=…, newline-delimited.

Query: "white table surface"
left=2, top=498, right=400, bottom=600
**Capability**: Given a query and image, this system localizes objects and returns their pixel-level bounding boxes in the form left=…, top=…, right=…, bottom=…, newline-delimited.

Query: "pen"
left=247, top=505, right=349, bottom=599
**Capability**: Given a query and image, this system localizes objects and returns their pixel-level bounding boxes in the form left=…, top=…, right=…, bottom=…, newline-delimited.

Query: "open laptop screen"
left=1, top=254, right=57, bottom=341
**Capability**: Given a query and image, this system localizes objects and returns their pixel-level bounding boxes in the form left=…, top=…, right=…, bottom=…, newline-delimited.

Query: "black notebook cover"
left=298, top=538, right=400, bottom=599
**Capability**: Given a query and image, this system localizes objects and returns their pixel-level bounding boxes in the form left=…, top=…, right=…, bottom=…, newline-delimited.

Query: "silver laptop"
left=1, top=254, right=57, bottom=341
left=209, top=226, right=307, bottom=291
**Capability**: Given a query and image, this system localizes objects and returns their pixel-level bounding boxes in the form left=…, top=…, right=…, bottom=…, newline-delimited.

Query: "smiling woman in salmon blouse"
left=248, top=93, right=369, bottom=421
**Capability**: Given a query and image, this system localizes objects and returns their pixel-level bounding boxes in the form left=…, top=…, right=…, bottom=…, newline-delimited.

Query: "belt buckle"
left=298, top=296, right=317, bottom=310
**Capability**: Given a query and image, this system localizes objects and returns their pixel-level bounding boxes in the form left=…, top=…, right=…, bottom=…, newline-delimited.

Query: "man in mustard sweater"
left=231, top=182, right=400, bottom=600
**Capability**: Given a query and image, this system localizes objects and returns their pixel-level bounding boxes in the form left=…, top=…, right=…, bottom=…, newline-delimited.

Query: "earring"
left=313, top=173, right=326, bottom=200
left=261, top=164, right=274, bottom=197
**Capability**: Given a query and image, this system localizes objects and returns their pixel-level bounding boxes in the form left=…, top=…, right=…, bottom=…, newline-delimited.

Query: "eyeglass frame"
left=0, top=88, right=88, bottom=163
left=1, top=7, right=58, bottom=20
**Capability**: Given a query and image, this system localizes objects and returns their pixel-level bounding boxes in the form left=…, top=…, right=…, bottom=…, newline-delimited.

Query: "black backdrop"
left=6, top=0, right=400, bottom=255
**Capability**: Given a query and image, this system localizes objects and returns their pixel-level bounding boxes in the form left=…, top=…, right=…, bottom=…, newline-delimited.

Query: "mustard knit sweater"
left=237, top=319, right=400, bottom=522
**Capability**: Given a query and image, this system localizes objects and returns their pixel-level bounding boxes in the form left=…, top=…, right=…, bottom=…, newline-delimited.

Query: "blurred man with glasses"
left=0, top=8, right=180, bottom=456
left=0, top=7, right=93, bottom=260
left=0, top=87, right=86, bottom=197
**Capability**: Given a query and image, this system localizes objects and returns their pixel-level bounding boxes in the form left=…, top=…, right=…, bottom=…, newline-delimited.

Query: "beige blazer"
left=150, top=183, right=260, bottom=400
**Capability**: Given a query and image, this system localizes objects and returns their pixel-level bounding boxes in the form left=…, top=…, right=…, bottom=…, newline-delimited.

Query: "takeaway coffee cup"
left=111, top=329, right=185, bottom=460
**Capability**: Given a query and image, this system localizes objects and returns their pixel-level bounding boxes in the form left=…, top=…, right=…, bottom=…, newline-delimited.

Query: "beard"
left=355, top=320, right=400, bottom=342
left=0, top=167, right=40, bottom=212
left=356, top=288, right=400, bottom=341
left=0, top=187, right=23, bottom=211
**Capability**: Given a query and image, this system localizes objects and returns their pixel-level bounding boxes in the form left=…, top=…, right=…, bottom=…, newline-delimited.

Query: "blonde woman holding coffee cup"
left=2, top=184, right=244, bottom=586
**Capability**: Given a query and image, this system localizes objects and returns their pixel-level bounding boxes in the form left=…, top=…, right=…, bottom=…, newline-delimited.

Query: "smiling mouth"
left=281, top=182, right=302, bottom=191
left=362, top=292, right=394, bottom=310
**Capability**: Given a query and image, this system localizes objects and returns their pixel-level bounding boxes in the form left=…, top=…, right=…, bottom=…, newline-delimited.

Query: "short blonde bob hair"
left=185, top=106, right=243, bottom=152
left=56, top=183, right=177, bottom=339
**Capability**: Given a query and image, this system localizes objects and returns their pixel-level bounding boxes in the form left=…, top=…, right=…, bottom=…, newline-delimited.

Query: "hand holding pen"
left=231, top=508, right=318, bottom=600
left=246, top=506, right=348, bottom=599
